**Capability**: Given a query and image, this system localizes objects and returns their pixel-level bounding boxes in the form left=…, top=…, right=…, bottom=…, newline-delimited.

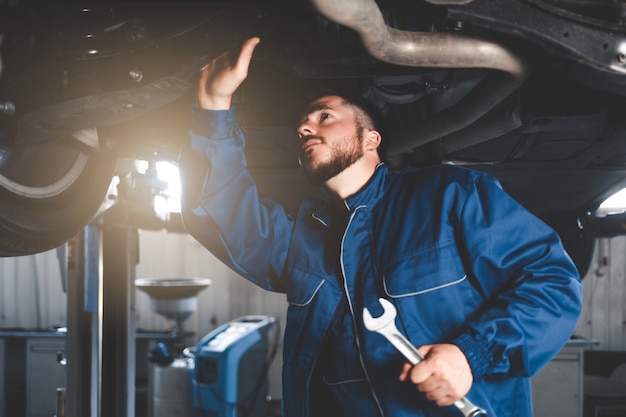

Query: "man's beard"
left=299, top=127, right=364, bottom=187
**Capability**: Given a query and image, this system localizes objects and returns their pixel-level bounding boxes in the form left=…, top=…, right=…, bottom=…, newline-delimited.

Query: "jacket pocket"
left=283, top=265, right=326, bottom=364
left=383, top=241, right=467, bottom=297
left=381, top=242, right=480, bottom=343
left=286, top=265, right=326, bottom=306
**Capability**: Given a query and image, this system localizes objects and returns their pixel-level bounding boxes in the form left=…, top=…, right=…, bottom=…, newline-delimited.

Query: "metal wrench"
left=363, top=298, right=487, bottom=417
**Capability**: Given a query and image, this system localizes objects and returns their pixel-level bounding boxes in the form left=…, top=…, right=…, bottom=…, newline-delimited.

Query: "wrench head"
left=362, top=297, right=397, bottom=331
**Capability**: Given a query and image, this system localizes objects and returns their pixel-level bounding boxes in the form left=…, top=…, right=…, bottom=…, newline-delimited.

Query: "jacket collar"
left=312, top=163, right=387, bottom=227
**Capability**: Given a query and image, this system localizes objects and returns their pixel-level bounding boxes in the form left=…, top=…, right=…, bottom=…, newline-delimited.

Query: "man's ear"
left=364, top=130, right=382, bottom=151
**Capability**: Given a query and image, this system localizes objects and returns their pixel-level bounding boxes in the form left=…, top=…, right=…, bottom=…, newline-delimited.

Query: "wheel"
left=0, top=137, right=116, bottom=256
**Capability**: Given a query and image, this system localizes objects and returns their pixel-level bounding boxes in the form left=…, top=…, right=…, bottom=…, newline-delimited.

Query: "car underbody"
left=1, top=0, right=626, bottom=275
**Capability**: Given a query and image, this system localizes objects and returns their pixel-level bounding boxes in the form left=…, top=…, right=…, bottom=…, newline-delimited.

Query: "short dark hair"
left=299, top=85, right=386, bottom=136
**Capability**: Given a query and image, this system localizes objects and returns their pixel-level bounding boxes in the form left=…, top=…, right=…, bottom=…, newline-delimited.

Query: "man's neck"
left=324, top=157, right=380, bottom=208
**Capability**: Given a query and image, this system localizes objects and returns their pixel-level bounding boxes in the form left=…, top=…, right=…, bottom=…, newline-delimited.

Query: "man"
left=180, top=37, right=582, bottom=417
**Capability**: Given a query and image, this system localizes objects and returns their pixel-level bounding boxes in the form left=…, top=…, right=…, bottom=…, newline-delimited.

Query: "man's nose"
left=297, top=121, right=314, bottom=138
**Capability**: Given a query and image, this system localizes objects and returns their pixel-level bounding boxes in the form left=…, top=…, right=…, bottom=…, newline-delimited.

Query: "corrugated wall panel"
left=0, top=248, right=66, bottom=330
left=575, top=236, right=626, bottom=351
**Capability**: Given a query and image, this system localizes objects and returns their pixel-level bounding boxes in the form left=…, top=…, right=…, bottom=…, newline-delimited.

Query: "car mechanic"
left=179, top=37, right=583, bottom=417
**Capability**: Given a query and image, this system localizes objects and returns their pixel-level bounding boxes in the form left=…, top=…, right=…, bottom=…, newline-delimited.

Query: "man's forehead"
left=303, top=95, right=345, bottom=115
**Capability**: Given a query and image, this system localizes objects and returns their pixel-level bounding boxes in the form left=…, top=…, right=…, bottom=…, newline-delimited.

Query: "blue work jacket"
left=180, top=107, right=582, bottom=417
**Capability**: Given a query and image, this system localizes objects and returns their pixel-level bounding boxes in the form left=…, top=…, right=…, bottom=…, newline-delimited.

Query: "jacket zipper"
left=340, top=205, right=385, bottom=417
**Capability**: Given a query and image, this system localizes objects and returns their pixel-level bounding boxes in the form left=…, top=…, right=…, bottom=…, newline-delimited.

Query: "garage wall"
left=0, top=230, right=289, bottom=338
left=0, top=247, right=67, bottom=330
left=574, top=236, right=626, bottom=351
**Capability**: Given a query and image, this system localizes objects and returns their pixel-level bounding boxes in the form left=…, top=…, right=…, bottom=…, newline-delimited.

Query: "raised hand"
left=197, top=37, right=261, bottom=110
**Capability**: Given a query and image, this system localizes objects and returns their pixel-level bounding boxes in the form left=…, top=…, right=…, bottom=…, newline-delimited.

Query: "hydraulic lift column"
left=101, top=222, right=139, bottom=417
left=65, top=225, right=100, bottom=417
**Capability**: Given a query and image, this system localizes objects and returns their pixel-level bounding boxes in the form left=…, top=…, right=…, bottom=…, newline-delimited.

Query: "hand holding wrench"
left=363, top=298, right=487, bottom=417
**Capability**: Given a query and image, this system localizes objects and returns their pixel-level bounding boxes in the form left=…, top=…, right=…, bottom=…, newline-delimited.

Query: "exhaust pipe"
left=309, top=0, right=529, bottom=156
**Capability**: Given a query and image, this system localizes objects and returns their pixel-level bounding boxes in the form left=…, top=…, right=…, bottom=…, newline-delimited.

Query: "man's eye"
left=320, top=113, right=331, bottom=121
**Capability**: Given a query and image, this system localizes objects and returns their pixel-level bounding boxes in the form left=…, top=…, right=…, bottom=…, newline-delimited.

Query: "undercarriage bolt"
left=129, top=70, right=143, bottom=82
left=0, top=101, right=15, bottom=115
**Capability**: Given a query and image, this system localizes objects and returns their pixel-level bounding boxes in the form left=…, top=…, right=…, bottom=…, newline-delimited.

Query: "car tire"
left=0, top=139, right=116, bottom=256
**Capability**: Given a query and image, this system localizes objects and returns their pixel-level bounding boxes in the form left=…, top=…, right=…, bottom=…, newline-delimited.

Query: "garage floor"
left=135, top=397, right=282, bottom=417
